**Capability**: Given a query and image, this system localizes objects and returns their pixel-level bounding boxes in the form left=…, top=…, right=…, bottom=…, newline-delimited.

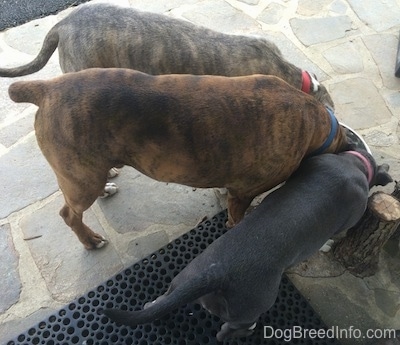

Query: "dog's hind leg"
left=101, top=165, right=125, bottom=198
left=216, top=321, right=257, bottom=342
left=226, top=192, right=253, bottom=228
left=56, top=172, right=109, bottom=250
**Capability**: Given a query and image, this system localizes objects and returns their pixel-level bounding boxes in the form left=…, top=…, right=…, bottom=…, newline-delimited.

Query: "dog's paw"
left=100, top=182, right=118, bottom=198
left=84, top=234, right=108, bottom=250
left=319, top=239, right=334, bottom=253
left=225, top=220, right=235, bottom=229
left=95, top=236, right=109, bottom=249
left=107, top=168, right=120, bottom=179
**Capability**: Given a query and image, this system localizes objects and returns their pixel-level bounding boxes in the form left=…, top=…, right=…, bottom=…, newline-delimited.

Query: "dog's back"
left=8, top=70, right=347, bottom=191
left=57, top=4, right=285, bottom=76
left=0, top=3, right=334, bottom=109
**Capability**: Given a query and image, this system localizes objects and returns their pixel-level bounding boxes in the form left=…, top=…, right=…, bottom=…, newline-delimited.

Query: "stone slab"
left=0, top=135, right=58, bottom=218
left=323, top=41, right=364, bottom=74
left=0, top=223, right=21, bottom=313
left=288, top=273, right=382, bottom=345
left=329, top=0, right=349, bottom=14
left=297, top=0, right=334, bottom=16
left=237, top=0, right=260, bottom=5
left=19, top=194, right=123, bottom=302
left=127, top=229, right=170, bottom=259
left=3, top=15, right=58, bottom=55
left=0, top=308, right=57, bottom=343
left=347, top=0, right=400, bottom=32
left=374, top=288, right=400, bottom=317
left=97, top=167, right=222, bottom=234
left=286, top=220, right=400, bottom=345
left=363, top=34, right=400, bottom=90
left=0, top=113, right=34, bottom=148
left=329, top=77, right=393, bottom=129
left=290, top=15, right=354, bottom=46
left=384, top=90, right=400, bottom=113
left=182, top=0, right=262, bottom=34
left=0, top=36, right=61, bottom=125
left=0, top=77, right=32, bottom=124
left=257, top=3, right=286, bottom=25
left=364, top=130, right=397, bottom=148
left=0, top=14, right=62, bottom=124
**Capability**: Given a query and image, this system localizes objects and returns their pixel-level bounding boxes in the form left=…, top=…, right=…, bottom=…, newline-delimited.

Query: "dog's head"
left=342, top=149, right=393, bottom=188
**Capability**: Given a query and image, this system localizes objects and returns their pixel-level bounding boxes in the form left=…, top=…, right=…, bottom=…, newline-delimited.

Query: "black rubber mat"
left=5, top=210, right=341, bottom=345
left=0, top=0, right=90, bottom=31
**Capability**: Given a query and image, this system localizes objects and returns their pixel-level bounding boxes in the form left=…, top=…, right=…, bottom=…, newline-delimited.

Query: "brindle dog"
left=9, top=69, right=348, bottom=249
left=1, top=3, right=334, bottom=198
left=0, top=3, right=333, bottom=109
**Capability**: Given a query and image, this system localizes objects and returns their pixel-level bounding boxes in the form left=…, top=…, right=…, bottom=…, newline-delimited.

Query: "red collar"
left=301, top=70, right=319, bottom=94
left=301, top=70, right=312, bottom=93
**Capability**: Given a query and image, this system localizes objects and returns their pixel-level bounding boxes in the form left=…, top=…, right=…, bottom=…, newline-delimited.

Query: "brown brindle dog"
left=9, top=69, right=348, bottom=250
left=0, top=3, right=334, bottom=198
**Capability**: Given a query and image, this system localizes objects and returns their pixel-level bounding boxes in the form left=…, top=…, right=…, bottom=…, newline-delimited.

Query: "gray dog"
left=0, top=3, right=333, bottom=109
left=104, top=149, right=392, bottom=341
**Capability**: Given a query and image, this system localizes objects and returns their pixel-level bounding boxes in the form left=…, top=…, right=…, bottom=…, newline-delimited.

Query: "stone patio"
left=0, top=0, right=400, bottom=344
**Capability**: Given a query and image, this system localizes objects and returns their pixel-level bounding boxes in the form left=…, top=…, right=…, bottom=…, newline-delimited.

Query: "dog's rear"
left=104, top=266, right=224, bottom=326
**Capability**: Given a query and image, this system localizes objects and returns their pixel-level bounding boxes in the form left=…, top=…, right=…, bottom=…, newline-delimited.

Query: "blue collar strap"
left=309, top=107, right=338, bottom=157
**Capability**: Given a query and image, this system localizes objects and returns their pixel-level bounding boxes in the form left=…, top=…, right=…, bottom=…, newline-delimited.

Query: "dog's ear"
left=374, top=163, right=393, bottom=186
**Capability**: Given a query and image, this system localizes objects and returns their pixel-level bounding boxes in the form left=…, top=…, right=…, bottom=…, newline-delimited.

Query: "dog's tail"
left=0, top=27, right=59, bottom=77
left=103, top=265, right=223, bottom=327
left=8, top=80, right=46, bottom=106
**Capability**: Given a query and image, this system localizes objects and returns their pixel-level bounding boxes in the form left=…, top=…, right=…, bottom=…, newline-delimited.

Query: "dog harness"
left=301, top=70, right=319, bottom=94
left=308, top=107, right=338, bottom=157
left=345, top=151, right=374, bottom=185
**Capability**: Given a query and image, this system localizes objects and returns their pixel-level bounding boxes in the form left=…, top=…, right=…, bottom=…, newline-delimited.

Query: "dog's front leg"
left=59, top=205, right=107, bottom=250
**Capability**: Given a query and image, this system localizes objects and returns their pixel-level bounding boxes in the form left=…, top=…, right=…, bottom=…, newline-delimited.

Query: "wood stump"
left=390, top=181, right=400, bottom=240
left=332, top=191, right=400, bottom=277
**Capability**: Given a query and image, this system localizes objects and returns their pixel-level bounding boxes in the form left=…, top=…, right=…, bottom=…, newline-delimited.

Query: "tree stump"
left=390, top=181, right=400, bottom=240
left=332, top=191, right=400, bottom=277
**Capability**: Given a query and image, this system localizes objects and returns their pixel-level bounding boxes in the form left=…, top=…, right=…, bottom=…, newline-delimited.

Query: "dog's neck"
left=307, top=107, right=338, bottom=157
left=301, top=70, right=319, bottom=94
left=345, top=151, right=374, bottom=184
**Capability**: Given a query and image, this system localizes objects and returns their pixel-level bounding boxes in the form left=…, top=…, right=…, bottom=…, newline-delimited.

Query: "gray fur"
left=0, top=3, right=334, bottom=109
left=104, top=150, right=392, bottom=341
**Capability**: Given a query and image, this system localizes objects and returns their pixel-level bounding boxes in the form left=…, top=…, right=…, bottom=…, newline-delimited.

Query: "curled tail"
left=0, top=27, right=59, bottom=77
left=9, top=80, right=46, bottom=106
left=104, top=268, right=223, bottom=327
